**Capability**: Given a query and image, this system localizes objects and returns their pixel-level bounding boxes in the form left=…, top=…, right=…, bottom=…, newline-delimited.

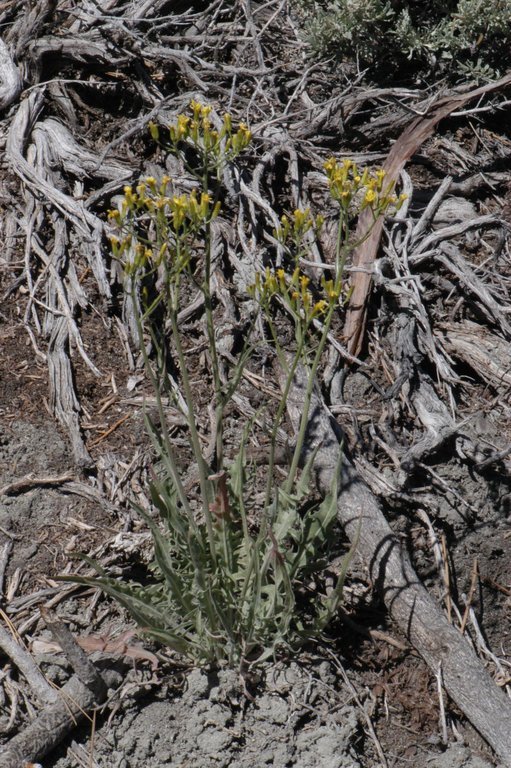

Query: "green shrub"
left=291, top=0, right=511, bottom=83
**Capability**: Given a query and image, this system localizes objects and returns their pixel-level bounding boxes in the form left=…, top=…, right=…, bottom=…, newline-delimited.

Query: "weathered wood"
left=0, top=39, right=21, bottom=111
left=440, top=319, right=511, bottom=394
left=284, top=365, right=511, bottom=766
left=343, top=71, right=511, bottom=357
left=0, top=674, right=106, bottom=768
left=0, top=625, right=58, bottom=707
left=428, top=242, right=511, bottom=335
left=40, top=607, right=109, bottom=701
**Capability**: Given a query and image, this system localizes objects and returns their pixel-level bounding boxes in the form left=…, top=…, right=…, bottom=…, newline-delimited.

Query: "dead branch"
left=0, top=473, right=75, bottom=496
left=0, top=673, right=107, bottom=768
left=0, top=621, right=58, bottom=707
left=440, top=319, right=511, bottom=394
left=40, top=608, right=108, bottom=702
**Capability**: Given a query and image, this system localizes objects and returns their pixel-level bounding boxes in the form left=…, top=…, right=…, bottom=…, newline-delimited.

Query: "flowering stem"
left=284, top=203, right=349, bottom=491
left=129, top=279, right=194, bottom=522
left=284, top=304, right=335, bottom=493
left=168, top=300, right=217, bottom=557
left=202, top=220, right=225, bottom=472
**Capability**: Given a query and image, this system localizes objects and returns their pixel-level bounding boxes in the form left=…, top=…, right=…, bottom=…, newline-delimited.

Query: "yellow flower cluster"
left=108, top=179, right=221, bottom=234
left=323, top=158, right=406, bottom=212
left=148, top=100, right=252, bottom=164
left=250, top=265, right=340, bottom=324
left=167, top=189, right=220, bottom=231
left=107, top=102, right=251, bottom=285
left=320, top=276, right=341, bottom=303
left=107, top=178, right=222, bottom=274
left=275, top=207, right=324, bottom=245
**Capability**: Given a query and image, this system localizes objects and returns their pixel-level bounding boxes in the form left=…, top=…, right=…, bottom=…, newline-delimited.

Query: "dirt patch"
left=48, top=663, right=365, bottom=768
left=0, top=420, right=114, bottom=592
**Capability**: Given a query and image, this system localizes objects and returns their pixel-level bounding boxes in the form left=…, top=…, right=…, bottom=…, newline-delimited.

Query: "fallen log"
left=284, top=365, right=511, bottom=766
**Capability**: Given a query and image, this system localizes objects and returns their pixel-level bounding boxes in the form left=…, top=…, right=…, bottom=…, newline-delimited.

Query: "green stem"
left=130, top=280, right=192, bottom=520
left=263, top=332, right=304, bottom=513
left=201, top=166, right=225, bottom=472
left=168, top=293, right=216, bottom=562
left=284, top=304, right=335, bottom=493
left=285, top=205, right=349, bottom=492
left=129, top=267, right=221, bottom=642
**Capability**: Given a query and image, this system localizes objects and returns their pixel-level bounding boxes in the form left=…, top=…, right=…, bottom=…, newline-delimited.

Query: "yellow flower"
left=123, top=185, right=138, bottom=209
left=222, top=113, right=232, bottom=134
left=312, top=300, right=328, bottom=317
left=148, top=121, right=159, bottom=140
left=323, top=157, right=336, bottom=173
left=175, top=114, right=190, bottom=140
left=229, top=123, right=251, bottom=154
left=169, top=194, right=188, bottom=229
left=322, top=278, right=340, bottom=302
left=189, top=99, right=202, bottom=118
left=199, top=192, right=212, bottom=219
left=396, top=192, right=408, bottom=210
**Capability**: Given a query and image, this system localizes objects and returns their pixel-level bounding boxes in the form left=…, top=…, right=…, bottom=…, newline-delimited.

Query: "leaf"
left=58, top=573, right=168, bottom=630
left=294, top=445, right=318, bottom=499
left=318, top=516, right=360, bottom=628
left=131, top=501, right=195, bottom=614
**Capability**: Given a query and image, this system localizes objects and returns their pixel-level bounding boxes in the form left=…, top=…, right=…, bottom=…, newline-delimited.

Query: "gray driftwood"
left=0, top=610, right=111, bottom=768
left=284, top=365, right=511, bottom=766
left=0, top=673, right=107, bottom=768
left=0, top=40, right=21, bottom=111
